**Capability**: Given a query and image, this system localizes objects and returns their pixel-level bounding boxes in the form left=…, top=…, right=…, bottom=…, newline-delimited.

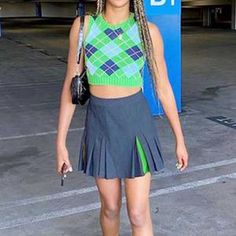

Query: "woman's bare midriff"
left=89, top=85, right=142, bottom=98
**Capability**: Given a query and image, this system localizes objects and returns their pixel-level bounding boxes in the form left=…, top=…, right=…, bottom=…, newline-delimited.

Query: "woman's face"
left=105, top=0, right=130, bottom=9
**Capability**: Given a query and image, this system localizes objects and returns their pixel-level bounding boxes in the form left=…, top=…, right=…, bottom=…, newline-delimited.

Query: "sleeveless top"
left=82, top=12, right=146, bottom=87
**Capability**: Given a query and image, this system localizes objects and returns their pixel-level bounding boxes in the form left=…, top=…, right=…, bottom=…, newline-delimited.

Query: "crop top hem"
left=88, top=82, right=143, bottom=87
left=87, top=76, right=143, bottom=87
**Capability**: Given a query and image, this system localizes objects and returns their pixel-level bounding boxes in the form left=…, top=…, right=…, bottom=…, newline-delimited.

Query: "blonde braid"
left=96, top=0, right=104, bottom=15
left=133, top=0, right=161, bottom=109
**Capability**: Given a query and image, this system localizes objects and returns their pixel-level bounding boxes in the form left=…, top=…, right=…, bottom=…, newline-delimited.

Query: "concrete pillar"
left=76, top=2, right=85, bottom=17
left=203, top=7, right=211, bottom=27
left=0, top=6, right=2, bottom=37
left=35, top=2, right=42, bottom=17
left=232, top=0, right=236, bottom=30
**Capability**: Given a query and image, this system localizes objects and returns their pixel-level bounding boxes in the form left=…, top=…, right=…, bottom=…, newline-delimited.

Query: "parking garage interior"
left=0, top=1, right=236, bottom=235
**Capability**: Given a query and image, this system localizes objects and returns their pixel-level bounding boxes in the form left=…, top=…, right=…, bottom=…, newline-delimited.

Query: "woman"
left=56, top=0, right=189, bottom=235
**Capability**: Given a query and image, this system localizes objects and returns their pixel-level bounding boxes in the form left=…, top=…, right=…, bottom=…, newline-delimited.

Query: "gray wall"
left=232, top=0, right=236, bottom=29
left=41, top=3, right=75, bottom=17
left=0, top=3, right=35, bottom=17
left=0, top=2, right=96, bottom=18
left=182, top=0, right=231, bottom=7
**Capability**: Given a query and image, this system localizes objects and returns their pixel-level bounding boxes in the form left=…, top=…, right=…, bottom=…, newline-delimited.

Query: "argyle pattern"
left=83, top=12, right=146, bottom=87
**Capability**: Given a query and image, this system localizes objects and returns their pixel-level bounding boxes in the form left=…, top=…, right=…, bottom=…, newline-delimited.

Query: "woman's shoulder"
left=84, top=13, right=99, bottom=25
left=69, top=14, right=96, bottom=40
left=147, top=21, right=164, bottom=52
left=147, top=21, right=163, bottom=41
left=71, top=14, right=90, bottom=28
left=147, top=21, right=161, bottom=35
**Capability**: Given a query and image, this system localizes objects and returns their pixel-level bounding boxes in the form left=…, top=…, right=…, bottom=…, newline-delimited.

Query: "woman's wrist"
left=55, top=137, right=66, bottom=148
left=175, top=136, right=185, bottom=146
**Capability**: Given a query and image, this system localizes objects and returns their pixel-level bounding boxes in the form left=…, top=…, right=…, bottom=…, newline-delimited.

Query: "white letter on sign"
left=151, top=0, right=166, bottom=6
left=151, top=0, right=175, bottom=6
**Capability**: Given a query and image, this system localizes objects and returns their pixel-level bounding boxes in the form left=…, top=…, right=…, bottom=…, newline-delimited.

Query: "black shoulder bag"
left=70, top=15, right=90, bottom=105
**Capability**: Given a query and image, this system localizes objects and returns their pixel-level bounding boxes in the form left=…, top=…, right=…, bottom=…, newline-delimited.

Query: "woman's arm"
left=55, top=16, right=86, bottom=174
left=148, top=22, right=189, bottom=171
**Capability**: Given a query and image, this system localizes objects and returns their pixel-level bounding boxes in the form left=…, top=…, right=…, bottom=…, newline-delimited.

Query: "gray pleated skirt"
left=77, top=89, right=165, bottom=179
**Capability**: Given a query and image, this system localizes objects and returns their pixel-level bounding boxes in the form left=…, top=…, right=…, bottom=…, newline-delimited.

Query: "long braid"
left=132, top=0, right=161, bottom=109
left=96, top=0, right=100, bottom=15
left=96, top=0, right=104, bottom=15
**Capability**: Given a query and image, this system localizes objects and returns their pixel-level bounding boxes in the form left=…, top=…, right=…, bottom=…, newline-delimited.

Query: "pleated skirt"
left=77, top=88, right=165, bottom=179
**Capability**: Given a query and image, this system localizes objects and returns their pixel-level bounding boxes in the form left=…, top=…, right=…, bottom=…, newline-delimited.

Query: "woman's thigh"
left=95, top=177, right=122, bottom=210
left=124, top=172, right=152, bottom=217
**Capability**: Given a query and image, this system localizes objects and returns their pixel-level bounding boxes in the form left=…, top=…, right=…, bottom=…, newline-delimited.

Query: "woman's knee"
left=102, top=203, right=121, bottom=220
left=128, top=207, right=148, bottom=228
left=95, top=178, right=122, bottom=219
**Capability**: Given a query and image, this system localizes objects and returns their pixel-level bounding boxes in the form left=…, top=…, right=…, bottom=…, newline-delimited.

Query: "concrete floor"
left=0, top=19, right=236, bottom=236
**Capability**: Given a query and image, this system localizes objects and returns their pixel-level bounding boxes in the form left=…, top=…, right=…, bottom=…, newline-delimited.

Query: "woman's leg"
left=124, top=172, right=153, bottom=236
left=95, top=177, right=122, bottom=236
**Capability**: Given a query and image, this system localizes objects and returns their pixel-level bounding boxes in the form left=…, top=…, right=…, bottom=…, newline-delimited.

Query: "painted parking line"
left=1, top=158, right=236, bottom=210
left=149, top=172, right=236, bottom=197
left=152, top=157, right=236, bottom=179
left=0, top=186, right=98, bottom=210
left=0, top=172, right=235, bottom=230
left=0, top=127, right=84, bottom=141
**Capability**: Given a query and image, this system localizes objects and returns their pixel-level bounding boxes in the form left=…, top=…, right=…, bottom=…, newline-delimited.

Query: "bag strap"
left=77, top=14, right=85, bottom=64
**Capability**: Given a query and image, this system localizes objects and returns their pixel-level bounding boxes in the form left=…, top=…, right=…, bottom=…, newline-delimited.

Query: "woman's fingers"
left=179, top=153, right=188, bottom=171
left=63, top=159, right=73, bottom=173
left=176, top=155, right=188, bottom=171
left=56, top=145, right=73, bottom=174
left=179, top=158, right=187, bottom=171
left=57, top=160, right=63, bottom=175
left=176, top=143, right=189, bottom=171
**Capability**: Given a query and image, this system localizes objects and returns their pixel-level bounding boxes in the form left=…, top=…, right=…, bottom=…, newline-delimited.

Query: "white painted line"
left=152, top=157, right=236, bottom=179
left=0, top=172, right=235, bottom=230
left=0, top=186, right=98, bottom=209
left=0, top=102, right=57, bottom=110
left=0, top=81, right=59, bottom=88
left=150, top=172, right=236, bottom=197
left=1, top=158, right=236, bottom=210
left=0, top=127, right=84, bottom=141
left=0, top=202, right=101, bottom=230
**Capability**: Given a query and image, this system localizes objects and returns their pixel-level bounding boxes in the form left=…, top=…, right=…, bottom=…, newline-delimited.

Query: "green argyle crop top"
left=82, top=12, right=146, bottom=87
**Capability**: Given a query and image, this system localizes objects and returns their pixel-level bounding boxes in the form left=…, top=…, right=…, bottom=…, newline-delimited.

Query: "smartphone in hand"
left=60, top=163, right=67, bottom=186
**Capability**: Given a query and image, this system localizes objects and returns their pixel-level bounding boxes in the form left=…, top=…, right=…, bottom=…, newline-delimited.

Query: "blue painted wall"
left=142, top=0, right=182, bottom=117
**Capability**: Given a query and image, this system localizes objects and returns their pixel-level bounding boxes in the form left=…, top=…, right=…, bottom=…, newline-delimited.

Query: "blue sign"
left=145, top=0, right=181, bottom=15
left=142, top=0, right=182, bottom=117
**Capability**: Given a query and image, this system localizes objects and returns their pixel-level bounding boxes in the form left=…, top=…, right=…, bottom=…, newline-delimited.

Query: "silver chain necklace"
left=102, top=13, right=131, bottom=40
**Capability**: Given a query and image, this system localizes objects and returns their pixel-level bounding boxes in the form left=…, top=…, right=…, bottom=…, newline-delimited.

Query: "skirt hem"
left=77, top=167, right=165, bottom=179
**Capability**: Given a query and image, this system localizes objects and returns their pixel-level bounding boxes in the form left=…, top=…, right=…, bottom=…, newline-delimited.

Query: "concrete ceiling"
left=182, top=0, right=231, bottom=6
left=0, top=0, right=232, bottom=5
left=0, top=0, right=95, bottom=2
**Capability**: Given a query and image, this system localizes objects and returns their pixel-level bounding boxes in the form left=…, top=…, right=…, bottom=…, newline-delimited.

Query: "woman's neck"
left=102, top=7, right=130, bottom=25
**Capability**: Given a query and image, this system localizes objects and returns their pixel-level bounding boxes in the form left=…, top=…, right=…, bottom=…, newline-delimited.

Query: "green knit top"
left=82, top=12, right=146, bottom=87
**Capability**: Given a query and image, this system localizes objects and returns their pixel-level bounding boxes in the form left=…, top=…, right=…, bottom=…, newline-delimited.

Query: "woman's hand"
left=175, top=141, right=189, bottom=171
left=56, top=145, right=73, bottom=175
